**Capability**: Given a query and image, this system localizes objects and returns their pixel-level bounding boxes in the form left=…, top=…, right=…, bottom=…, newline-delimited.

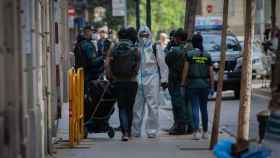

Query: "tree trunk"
left=184, top=0, right=198, bottom=39
left=209, top=0, right=229, bottom=150
left=146, top=0, right=151, bottom=30
left=135, top=0, right=140, bottom=31
left=269, top=0, right=280, bottom=111
left=236, top=0, right=255, bottom=146
left=271, top=0, right=276, bottom=31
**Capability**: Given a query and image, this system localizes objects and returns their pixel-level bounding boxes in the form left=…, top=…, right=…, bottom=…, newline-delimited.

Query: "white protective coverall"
left=132, top=26, right=168, bottom=137
left=156, top=40, right=171, bottom=107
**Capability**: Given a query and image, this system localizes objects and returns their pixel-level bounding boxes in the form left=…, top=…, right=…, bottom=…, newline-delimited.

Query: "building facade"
left=199, top=0, right=280, bottom=39
left=199, top=0, right=245, bottom=36
left=0, top=0, right=70, bottom=158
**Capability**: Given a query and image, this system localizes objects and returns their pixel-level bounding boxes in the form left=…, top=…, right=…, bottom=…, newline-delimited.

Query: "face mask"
left=142, top=37, right=149, bottom=44
left=92, top=33, right=98, bottom=40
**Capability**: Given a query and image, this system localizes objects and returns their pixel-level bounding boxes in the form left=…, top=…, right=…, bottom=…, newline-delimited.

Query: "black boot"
left=186, top=125, right=194, bottom=134
left=168, top=123, right=176, bottom=131
left=169, top=123, right=186, bottom=135
left=121, top=132, right=129, bottom=142
left=162, top=123, right=176, bottom=132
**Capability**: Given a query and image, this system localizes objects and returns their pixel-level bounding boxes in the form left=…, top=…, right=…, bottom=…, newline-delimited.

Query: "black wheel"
left=84, top=130, right=88, bottom=139
left=234, top=89, right=240, bottom=99
left=107, top=127, right=115, bottom=138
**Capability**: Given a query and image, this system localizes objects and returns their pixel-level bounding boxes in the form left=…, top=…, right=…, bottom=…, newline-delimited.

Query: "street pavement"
left=209, top=91, right=270, bottom=140
left=55, top=103, right=219, bottom=158
left=54, top=88, right=274, bottom=158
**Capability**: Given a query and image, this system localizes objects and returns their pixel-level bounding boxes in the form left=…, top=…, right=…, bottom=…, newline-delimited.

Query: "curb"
left=252, top=88, right=271, bottom=99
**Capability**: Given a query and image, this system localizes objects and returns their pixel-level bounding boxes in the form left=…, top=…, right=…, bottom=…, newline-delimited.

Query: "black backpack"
left=111, top=40, right=138, bottom=78
left=165, top=44, right=187, bottom=81
left=165, top=45, right=186, bottom=71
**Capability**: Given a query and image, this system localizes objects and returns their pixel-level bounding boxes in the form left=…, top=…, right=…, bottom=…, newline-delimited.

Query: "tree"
left=209, top=0, right=229, bottom=150
left=146, top=0, right=151, bottom=30
left=184, top=0, right=198, bottom=39
left=128, top=0, right=185, bottom=36
left=269, top=0, right=280, bottom=111
left=81, top=0, right=186, bottom=34
left=271, top=0, right=276, bottom=31
left=233, top=0, right=255, bottom=154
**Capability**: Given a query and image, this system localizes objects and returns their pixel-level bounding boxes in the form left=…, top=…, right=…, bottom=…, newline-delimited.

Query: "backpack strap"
left=116, top=40, right=132, bottom=49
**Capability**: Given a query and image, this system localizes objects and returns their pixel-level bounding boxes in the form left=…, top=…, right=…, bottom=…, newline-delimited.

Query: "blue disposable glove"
left=209, top=87, right=215, bottom=96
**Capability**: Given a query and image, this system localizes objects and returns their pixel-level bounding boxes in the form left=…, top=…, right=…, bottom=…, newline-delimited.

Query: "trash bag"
left=213, top=139, right=235, bottom=158
left=213, top=139, right=271, bottom=158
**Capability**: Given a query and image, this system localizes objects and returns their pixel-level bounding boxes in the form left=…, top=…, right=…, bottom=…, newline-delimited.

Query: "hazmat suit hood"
left=138, top=26, right=152, bottom=47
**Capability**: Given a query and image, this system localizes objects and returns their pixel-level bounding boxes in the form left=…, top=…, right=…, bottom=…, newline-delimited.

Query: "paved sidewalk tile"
left=54, top=103, right=225, bottom=158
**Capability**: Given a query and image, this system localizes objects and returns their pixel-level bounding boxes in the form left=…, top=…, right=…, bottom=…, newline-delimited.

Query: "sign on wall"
left=195, top=16, right=223, bottom=30
left=68, top=7, right=76, bottom=28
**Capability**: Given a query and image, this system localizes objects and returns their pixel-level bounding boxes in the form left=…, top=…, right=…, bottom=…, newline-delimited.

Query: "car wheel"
left=234, top=89, right=240, bottom=99
left=84, top=130, right=88, bottom=139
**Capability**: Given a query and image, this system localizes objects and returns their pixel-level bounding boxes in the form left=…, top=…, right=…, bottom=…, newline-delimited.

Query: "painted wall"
left=200, top=0, right=245, bottom=35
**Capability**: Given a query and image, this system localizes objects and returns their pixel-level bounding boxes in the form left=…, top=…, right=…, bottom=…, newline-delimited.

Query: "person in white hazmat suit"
left=132, top=26, right=168, bottom=138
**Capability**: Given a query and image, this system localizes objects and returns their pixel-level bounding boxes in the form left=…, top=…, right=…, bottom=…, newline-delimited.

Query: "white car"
left=236, top=40, right=269, bottom=78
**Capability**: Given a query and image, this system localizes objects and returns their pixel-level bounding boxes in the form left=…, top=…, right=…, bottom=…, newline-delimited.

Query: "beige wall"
left=200, top=0, right=245, bottom=35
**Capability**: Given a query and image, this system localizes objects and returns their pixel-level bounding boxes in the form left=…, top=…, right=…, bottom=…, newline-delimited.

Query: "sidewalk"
left=54, top=103, right=230, bottom=158
left=252, top=79, right=271, bottom=98
left=253, top=88, right=271, bottom=98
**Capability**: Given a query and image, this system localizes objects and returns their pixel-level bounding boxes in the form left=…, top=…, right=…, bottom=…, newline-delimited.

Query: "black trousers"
left=112, top=81, right=138, bottom=134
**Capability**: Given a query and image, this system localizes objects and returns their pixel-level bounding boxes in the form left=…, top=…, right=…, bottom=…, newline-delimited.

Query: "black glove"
left=161, top=82, right=168, bottom=90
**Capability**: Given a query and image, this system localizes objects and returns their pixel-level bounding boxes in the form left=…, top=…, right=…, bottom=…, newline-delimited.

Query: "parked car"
left=236, top=40, right=269, bottom=78
left=201, top=31, right=242, bottom=99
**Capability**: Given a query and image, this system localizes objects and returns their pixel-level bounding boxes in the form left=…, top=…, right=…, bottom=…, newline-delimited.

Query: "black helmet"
left=126, top=27, right=138, bottom=44
left=169, top=30, right=176, bottom=38
left=192, top=33, right=203, bottom=51
left=118, top=27, right=129, bottom=39
left=174, top=28, right=188, bottom=42
left=83, top=25, right=94, bottom=31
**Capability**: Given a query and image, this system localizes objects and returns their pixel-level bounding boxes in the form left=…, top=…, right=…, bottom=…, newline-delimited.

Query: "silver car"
left=237, top=41, right=269, bottom=78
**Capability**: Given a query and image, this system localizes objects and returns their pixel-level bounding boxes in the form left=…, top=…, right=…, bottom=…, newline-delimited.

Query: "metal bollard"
left=74, top=68, right=79, bottom=145
left=68, top=68, right=85, bottom=146
left=77, top=68, right=85, bottom=140
left=68, top=68, right=76, bottom=146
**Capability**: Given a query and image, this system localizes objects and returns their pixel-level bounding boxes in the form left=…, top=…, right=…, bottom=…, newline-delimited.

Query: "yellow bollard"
left=68, top=68, right=85, bottom=146
left=81, top=69, right=84, bottom=139
left=68, top=68, right=76, bottom=146
left=77, top=68, right=85, bottom=139
left=73, top=71, right=79, bottom=144
left=76, top=69, right=81, bottom=143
